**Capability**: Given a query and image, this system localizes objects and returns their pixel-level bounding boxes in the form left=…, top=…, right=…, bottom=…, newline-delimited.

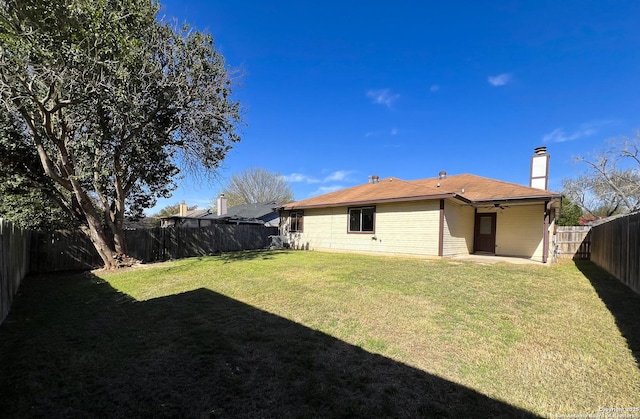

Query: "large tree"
left=562, top=133, right=640, bottom=217
left=220, top=167, right=295, bottom=207
left=0, top=176, right=79, bottom=231
left=0, top=0, right=241, bottom=269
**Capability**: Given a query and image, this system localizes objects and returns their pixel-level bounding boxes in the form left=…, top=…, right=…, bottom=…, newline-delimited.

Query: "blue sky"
left=148, top=0, right=640, bottom=213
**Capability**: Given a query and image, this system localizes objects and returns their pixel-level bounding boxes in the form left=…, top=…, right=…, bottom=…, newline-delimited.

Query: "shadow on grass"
left=219, top=249, right=290, bottom=263
left=0, top=272, right=539, bottom=418
left=575, top=261, right=640, bottom=367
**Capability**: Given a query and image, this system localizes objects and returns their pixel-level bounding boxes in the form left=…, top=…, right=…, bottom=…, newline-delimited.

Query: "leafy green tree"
left=556, top=197, right=582, bottom=226
left=220, top=167, right=295, bottom=207
left=0, top=0, right=241, bottom=269
left=0, top=176, right=78, bottom=231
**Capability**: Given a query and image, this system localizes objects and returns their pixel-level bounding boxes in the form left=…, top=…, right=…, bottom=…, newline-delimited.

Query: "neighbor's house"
left=160, top=203, right=216, bottom=228
left=212, top=199, right=281, bottom=227
left=160, top=197, right=280, bottom=228
left=279, top=148, right=562, bottom=263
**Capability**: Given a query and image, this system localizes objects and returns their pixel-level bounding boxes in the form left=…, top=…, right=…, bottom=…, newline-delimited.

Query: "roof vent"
left=439, top=171, right=447, bottom=180
left=372, top=175, right=380, bottom=184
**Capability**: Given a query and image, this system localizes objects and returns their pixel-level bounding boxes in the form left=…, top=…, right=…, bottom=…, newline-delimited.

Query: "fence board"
left=30, top=224, right=278, bottom=273
left=590, top=212, right=640, bottom=294
left=555, top=226, right=591, bottom=260
left=0, top=219, right=30, bottom=325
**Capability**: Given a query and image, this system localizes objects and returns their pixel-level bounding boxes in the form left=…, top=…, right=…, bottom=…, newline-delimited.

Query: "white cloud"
left=323, top=170, right=354, bottom=182
left=366, top=89, right=400, bottom=107
left=487, top=73, right=512, bottom=86
left=542, top=128, right=592, bottom=143
left=282, top=173, right=317, bottom=183
left=430, top=84, right=440, bottom=92
left=283, top=170, right=355, bottom=184
left=542, top=120, right=614, bottom=143
left=309, top=185, right=343, bottom=196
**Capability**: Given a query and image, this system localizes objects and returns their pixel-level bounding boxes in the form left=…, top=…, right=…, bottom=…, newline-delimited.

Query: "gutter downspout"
left=438, top=199, right=445, bottom=257
left=543, top=200, right=550, bottom=263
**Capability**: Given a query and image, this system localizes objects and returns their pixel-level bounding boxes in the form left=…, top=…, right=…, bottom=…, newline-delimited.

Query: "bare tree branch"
left=563, top=133, right=640, bottom=216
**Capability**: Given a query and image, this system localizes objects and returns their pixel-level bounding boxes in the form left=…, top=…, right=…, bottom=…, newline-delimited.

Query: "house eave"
left=281, top=193, right=460, bottom=210
left=281, top=192, right=561, bottom=211
left=469, top=194, right=562, bottom=207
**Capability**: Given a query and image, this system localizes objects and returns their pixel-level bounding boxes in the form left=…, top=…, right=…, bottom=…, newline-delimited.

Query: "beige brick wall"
left=282, top=200, right=441, bottom=256
left=283, top=200, right=549, bottom=261
left=443, top=201, right=474, bottom=256
left=479, top=204, right=545, bottom=260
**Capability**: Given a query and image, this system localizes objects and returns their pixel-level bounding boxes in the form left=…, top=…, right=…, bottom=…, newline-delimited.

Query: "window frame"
left=289, top=210, right=304, bottom=233
left=347, top=206, right=376, bottom=234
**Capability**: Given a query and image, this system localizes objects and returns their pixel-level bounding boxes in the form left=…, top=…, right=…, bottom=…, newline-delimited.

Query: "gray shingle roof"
left=210, top=201, right=279, bottom=220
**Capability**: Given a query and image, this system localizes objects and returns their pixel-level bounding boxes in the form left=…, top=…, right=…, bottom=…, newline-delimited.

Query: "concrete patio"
left=449, top=254, right=546, bottom=265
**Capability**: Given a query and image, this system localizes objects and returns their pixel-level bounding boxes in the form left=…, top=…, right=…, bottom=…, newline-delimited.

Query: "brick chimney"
left=217, top=194, right=227, bottom=216
left=179, top=201, right=188, bottom=216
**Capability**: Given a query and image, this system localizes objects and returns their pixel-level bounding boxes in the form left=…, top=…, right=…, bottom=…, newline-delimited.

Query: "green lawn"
left=1, top=250, right=639, bottom=418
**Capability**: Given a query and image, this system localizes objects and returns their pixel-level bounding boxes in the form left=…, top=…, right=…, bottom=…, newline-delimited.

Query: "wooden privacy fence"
left=0, top=219, right=30, bottom=325
left=31, top=224, right=279, bottom=272
left=555, top=226, right=591, bottom=260
left=590, top=212, right=640, bottom=294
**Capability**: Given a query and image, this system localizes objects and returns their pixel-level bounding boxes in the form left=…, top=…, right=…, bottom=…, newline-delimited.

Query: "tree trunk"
left=70, top=180, right=120, bottom=269
left=80, top=220, right=118, bottom=270
left=112, top=194, right=127, bottom=255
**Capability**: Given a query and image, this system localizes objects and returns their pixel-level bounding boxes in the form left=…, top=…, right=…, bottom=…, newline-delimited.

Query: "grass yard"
left=1, top=250, right=639, bottom=418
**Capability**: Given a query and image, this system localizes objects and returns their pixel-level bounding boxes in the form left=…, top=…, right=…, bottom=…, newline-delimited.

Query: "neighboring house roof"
left=281, top=174, right=561, bottom=210
left=177, top=209, right=212, bottom=218
left=209, top=201, right=280, bottom=226
left=160, top=202, right=280, bottom=226
left=159, top=209, right=212, bottom=221
left=217, top=201, right=279, bottom=220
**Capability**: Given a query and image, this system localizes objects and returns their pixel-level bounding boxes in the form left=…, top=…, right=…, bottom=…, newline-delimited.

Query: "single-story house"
left=210, top=200, right=280, bottom=227
left=279, top=153, right=562, bottom=263
left=160, top=199, right=280, bottom=228
left=160, top=205, right=215, bottom=228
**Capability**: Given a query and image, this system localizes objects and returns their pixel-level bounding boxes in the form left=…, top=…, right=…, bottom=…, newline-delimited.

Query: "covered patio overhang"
left=448, top=195, right=562, bottom=264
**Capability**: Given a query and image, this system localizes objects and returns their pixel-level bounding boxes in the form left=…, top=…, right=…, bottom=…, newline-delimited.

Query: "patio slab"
left=448, top=254, right=545, bottom=265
